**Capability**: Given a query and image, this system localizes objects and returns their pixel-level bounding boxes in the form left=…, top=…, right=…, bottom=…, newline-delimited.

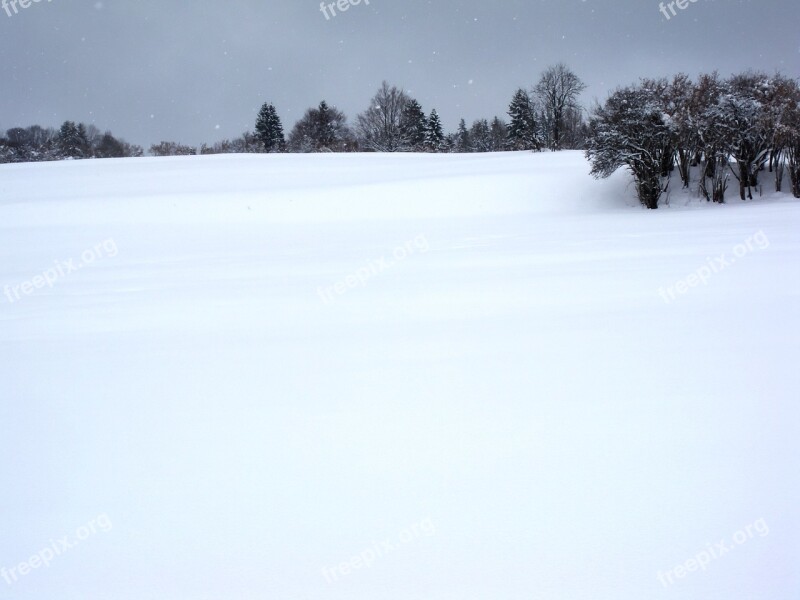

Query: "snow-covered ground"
left=1, top=151, right=798, bottom=600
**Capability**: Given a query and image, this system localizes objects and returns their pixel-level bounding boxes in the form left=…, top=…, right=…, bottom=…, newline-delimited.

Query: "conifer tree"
left=255, top=103, right=285, bottom=153
left=56, top=121, right=89, bottom=159
left=489, top=117, right=508, bottom=151
left=76, top=124, right=92, bottom=157
left=469, top=119, right=492, bottom=152
left=287, top=101, right=351, bottom=152
left=507, top=89, right=542, bottom=151
left=455, top=119, right=471, bottom=153
left=400, top=99, right=427, bottom=151
left=424, top=109, right=445, bottom=152
left=315, top=101, right=337, bottom=149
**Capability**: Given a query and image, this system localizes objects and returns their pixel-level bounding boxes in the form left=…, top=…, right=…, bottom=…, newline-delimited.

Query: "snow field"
left=1, top=151, right=798, bottom=600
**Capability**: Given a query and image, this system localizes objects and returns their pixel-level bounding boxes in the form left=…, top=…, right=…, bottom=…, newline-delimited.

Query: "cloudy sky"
left=0, top=0, right=797, bottom=148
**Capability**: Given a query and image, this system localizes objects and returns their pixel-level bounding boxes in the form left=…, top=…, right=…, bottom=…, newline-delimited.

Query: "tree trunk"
left=737, top=162, right=752, bottom=200
left=635, top=170, right=662, bottom=209
left=677, top=149, right=691, bottom=188
left=789, top=148, right=800, bottom=198
left=553, top=120, right=560, bottom=152
left=713, top=172, right=728, bottom=203
left=704, top=156, right=728, bottom=203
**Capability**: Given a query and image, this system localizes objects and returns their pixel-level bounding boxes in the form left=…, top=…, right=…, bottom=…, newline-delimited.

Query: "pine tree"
left=489, top=117, right=508, bottom=151
left=469, top=119, right=492, bottom=152
left=96, top=132, right=125, bottom=158
left=400, top=99, right=427, bottom=151
left=455, top=119, right=471, bottom=153
left=507, top=89, right=542, bottom=151
left=315, top=101, right=337, bottom=150
left=424, top=109, right=445, bottom=152
left=287, top=101, right=352, bottom=152
left=57, top=121, right=88, bottom=159
left=255, top=103, right=285, bottom=153
left=76, top=124, right=91, bottom=157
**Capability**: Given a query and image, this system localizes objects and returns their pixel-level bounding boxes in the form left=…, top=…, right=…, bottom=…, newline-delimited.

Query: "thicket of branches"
left=1, top=64, right=588, bottom=163
left=0, top=122, right=143, bottom=163
left=586, top=71, right=800, bottom=208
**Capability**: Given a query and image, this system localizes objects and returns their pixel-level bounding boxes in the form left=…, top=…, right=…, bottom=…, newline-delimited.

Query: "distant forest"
left=0, top=64, right=588, bottom=161
left=3, top=64, right=799, bottom=207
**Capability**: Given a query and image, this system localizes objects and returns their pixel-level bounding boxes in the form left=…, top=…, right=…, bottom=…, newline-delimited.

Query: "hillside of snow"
left=1, top=151, right=798, bottom=600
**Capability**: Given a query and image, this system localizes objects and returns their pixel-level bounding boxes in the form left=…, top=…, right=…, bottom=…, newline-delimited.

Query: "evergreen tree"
left=507, top=89, right=542, bottom=151
left=469, top=119, right=492, bottom=152
left=424, top=109, right=445, bottom=152
left=57, top=121, right=89, bottom=159
left=95, top=132, right=125, bottom=158
left=315, top=101, right=338, bottom=150
left=287, top=101, right=352, bottom=152
left=455, top=119, right=471, bottom=153
left=255, top=103, right=285, bottom=152
left=77, top=124, right=93, bottom=157
left=400, top=99, right=427, bottom=151
left=489, top=117, right=508, bottom=151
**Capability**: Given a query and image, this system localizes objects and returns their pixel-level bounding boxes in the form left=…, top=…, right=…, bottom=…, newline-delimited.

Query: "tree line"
left=0, top=64, right=587, bottom=162
left=586, top=71, right=800, bottom=208
left=245, top=65, right=586, bottom=154
left=5, top=64, right=798, bottom=209
left=0, top=121, right=144, bottom=163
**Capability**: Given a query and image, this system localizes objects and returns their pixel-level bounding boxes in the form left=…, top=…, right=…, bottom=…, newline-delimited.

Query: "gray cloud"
left=1, top=0, right=797, bottom=148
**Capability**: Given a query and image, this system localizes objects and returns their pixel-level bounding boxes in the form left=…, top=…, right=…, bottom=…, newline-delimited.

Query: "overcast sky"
left=0, top=0, right=797, bottom=148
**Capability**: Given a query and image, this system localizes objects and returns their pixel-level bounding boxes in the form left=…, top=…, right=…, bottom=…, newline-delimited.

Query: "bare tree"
left=149, top=141, right=196, bottom=156
left=535, top=63, right=587, bottom=151
left=759, top=74, right=799, bottom=193
left=355, top=81, right=410, bottom=152
left=664, top=73, right=697, bottom=188
left=693, top=73, right=730, bottom=203
left=586, top=83, right=673, bottom=209
left=779, top=83, right=800, bottom=198
left=723, top=72, right=773, bottom=200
